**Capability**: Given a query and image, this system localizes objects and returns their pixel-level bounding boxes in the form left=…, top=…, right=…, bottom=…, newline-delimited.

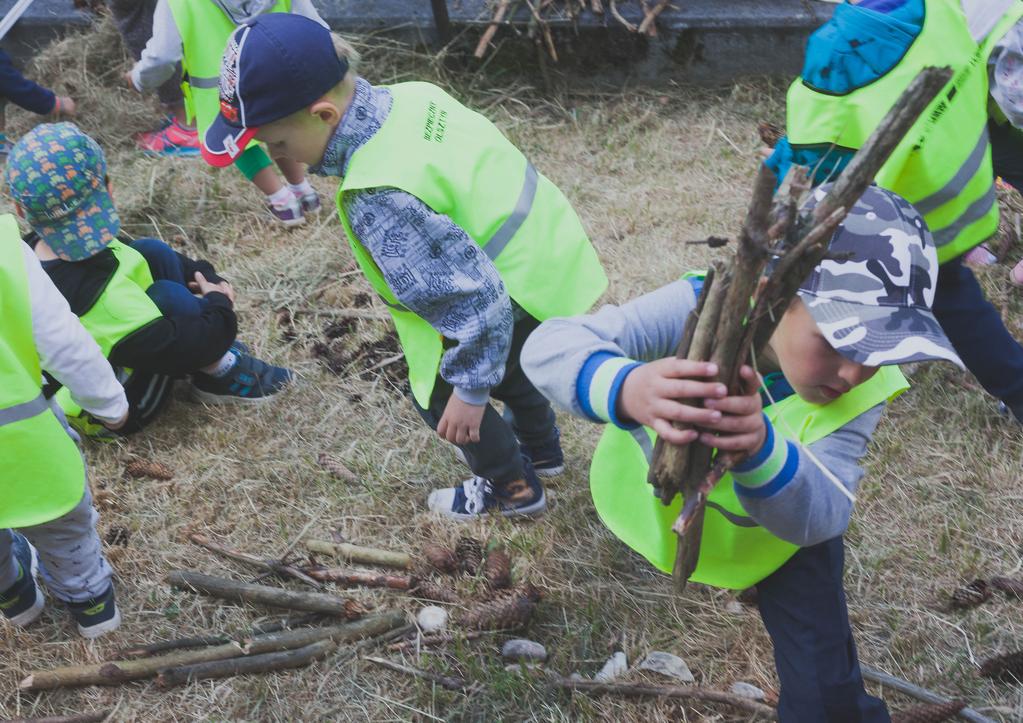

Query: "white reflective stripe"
left=374, top=162, right=539, bottom=314
left=933, top=183, right=998, bottom=247
left=0, top=392, right=48, bottom=427
left=961, top=0, right=1016, bottom=42
left=483, top=163, right=539, bottom=261
left=913, top=127, right=989, bottom=215
left=188, top=75, right=220, bottom=89
left=630, top=427, right=654, bottom=463
left=706, top=500, right=760, bottom=528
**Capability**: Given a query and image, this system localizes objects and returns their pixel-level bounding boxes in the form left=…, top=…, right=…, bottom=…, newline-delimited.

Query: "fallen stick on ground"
left=6, top=713, right=111, bottom=723
left=250, top=612, right=326, bottom=635
left=165, top=570, right=367, bottom=618
left=363, top=656, right=468, bottom=691
left=637, top=0, right=669, bottom=35
left=305, top=540, right=413, bottom=570
left=860, top=665, right=994, bottom=723
left=189, top=533, right=322, bottom=588
left=474, top=0, right=512, bottom=58
left=119, top=635, right=230, bottom=659
left=551, top=678, right=777, bottom=719
left=20, top=611, right=405, bottom=691
left=387, top=631, right=485, bottom=651
left=156, top=640, right=336, bottom=689
left=302, top=566, right=416, bottom=590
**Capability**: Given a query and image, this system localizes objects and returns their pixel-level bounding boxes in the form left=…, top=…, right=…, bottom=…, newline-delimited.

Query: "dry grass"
left=2, top=17, right=1023, bottom=722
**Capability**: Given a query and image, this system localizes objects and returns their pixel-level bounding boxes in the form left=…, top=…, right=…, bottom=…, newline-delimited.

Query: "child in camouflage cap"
left=6, top=123, right=292, bottom=437
left=522, top=184, right=962, bottom=721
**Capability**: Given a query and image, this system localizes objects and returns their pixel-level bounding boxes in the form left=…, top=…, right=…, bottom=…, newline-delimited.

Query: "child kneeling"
left=6, top=123, right=292, bottom=437
left=522, top=185, right=962, bottom=720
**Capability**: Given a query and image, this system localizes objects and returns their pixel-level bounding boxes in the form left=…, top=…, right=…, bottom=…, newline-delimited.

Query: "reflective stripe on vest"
left=337, top=81, right=608, bottom=407
left=168, top=0, right=291, bottom=130
left=0, top=215, right=86, bottom=529
left=786, top=0, right=1023, bottom=263
left=591, top=365, right=909, bottom=590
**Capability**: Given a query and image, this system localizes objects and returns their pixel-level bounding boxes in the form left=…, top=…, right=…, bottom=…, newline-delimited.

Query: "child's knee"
left=146, top=279, right=203, bottom=317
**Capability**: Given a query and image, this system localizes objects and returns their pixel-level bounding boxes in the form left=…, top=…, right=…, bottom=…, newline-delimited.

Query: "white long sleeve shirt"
left=21, top=244, right=127, bottom=423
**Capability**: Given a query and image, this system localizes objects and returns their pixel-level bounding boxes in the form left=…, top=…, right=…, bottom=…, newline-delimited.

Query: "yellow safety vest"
left=590, top=363, right=908, bottom=590
left=0, top=215, right=86, bottom=529
left=168, top=0, right=291, bottom=132
left=336, top=82, right=609, bottom=407
left=786, top=0, right=1023, bottom=263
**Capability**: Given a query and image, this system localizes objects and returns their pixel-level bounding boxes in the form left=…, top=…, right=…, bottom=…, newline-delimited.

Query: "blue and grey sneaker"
left=520, top=426, right=565, bottom=477
left=428, top=461, right=546, bottom=520
left=66, top=584, right=120, bottom=639
left=192, top=352, right=293, bottom=404
left=0, top=533, right=44, bottom=628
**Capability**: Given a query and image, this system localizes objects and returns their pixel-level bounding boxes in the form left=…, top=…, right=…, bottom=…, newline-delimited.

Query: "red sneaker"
left=135, top=118, right=200, bottom=157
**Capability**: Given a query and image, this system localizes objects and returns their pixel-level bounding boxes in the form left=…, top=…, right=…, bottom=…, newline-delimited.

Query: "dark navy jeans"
left=757, top=536, right=890, bottom=722
left=131, top=237, right=207, bottom=318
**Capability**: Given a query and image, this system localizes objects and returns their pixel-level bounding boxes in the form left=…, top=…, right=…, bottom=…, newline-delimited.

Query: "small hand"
left=617, top=358, right=727, bottom=445
left=124, top=71, right=138, bottom=92
left=698, top=365, right=766, bottom=456
left=102, top=411, right=128, bottom=431
left=437, top=394, right=486, bottom=445
left=54, top=96, right=77, bottom=117
left=189, top=272, right=235, bottom=304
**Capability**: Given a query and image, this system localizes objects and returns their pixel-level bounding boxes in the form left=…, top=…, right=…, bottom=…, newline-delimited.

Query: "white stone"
left=637, top=651, right=695, bottom=683
left=501, top=638, right=548, bottom=662
left=416, top=605, right=448, bottom=633
left=593, top=651, right=628, bottom=682
left=730, top=681, right=766, bottom=701
left=725, top=600, right=746, bottom=615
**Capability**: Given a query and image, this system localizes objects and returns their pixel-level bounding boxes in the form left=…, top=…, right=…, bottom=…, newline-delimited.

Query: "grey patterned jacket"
left=312, top=78, right=518, bottom=405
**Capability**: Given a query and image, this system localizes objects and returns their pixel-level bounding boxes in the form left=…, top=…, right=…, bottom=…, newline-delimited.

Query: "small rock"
left=725, top=600, right=746, bottom=615
left=637, top=651, right=695, bottom=683
left=501, top=638, right=548, bottom=663
left=730, top=681, right=766, bottom=701
left=593, top=651, right=628, bottom=682
left=416, top=605, right=448, bottom=634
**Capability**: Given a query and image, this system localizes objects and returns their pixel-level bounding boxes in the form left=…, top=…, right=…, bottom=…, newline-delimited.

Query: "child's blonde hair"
left=331, top=33, right=360, bottom=93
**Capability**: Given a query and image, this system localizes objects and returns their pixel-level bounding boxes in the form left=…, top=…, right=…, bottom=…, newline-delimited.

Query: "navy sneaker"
left=520, top=426, right=565, bottom=477
left=192, top=352, right=293, bottom=404
left=0, top=533, right=44, bottom=628
left=428, top=461, right=546, bottom=520
left=66, top=584, right=120, bottom=639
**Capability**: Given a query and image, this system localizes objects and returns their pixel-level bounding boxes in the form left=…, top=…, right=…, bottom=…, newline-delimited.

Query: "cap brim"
left=800, top=292, right=964, bottom=369
left=30, top=187, right=119, bottom=262
left=201, top=115, right=260, bottom=168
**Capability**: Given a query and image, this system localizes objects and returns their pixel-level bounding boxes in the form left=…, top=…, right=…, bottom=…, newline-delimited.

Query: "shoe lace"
left=461, top=476, right=493, bottom=515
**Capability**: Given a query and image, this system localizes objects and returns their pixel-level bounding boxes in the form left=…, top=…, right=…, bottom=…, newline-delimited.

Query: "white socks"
left=288, top=179, right=315, bottom=197
left=266, top=186, right=295, bottom=209
left=204, top=351, right=238, bottom=378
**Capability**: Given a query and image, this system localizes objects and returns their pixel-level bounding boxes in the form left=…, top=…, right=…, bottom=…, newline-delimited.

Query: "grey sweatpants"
left=106, top=0, right=184, bottom=108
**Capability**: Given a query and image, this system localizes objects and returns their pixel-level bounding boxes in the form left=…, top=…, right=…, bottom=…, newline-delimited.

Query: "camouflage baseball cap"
left=796, top=184, right=962, bottom=368
left=5, top=123, right=119, bottom=261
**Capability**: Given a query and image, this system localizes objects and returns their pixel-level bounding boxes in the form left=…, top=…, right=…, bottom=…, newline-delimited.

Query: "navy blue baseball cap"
left=202, top=14, right=348, bottom=167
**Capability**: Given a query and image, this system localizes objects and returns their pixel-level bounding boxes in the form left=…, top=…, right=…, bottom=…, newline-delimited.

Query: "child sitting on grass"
left=200, top=15, right=609, bottom=519
left=128, top=0, right=326, bottom=225
left=522, top=185, right=963, bottom=720
left=0, top=211, right=128, bottom=638
left=5, top=123, right=292, bottom=437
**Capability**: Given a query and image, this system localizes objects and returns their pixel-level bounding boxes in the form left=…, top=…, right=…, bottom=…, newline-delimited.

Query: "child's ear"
left=309, top=99, right=342, bottom=126
left=13, top=203, right=24, bottom=219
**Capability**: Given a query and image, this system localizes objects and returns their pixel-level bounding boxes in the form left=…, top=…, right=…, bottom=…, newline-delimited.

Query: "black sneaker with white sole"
left=0, top=533, right=44, bottom=628
left=192, top=351, right=293, bottom=404
left=520, top=425, right=565, bottom=477
left=66, top=583, right=120, bottom=639
left=428, top=459, right=546, bottom=520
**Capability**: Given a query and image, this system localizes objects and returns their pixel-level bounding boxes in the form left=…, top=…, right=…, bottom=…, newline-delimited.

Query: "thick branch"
left=860, top=665, right=994, bottom=723
left=156, top=639, right=335, bottom=688
left=302, top=566, right=416, bottom=590
left=6, top=714, right=112, bottom=723
left=305, top=540, right=413, bottom=570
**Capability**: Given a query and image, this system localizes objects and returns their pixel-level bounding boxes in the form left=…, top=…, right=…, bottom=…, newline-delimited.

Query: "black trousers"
left=757, top=536, right=890, bottom=722
left=413, top=315, right=556, bottom=486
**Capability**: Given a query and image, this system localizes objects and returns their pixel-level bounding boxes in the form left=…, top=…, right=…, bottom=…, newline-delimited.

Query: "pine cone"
left=757, top=120, right=784, bottom=149
left=455, top=536, right=483, bottom=575
left=483, top=548, right=512, bottom=589
left=317, top=453, right=356, bottom=481
left=950, top=579, right=991, bottom=609
left=980, top=650, right=1023, bottom=682
left=991, top=576, right=1023, bottom=600
left=459, top=584, right=541, bottom=631
left=422, top=543, right=458, bottom=575
left=124, top=458, right=174, bottom=480
left=891, top=700, right=967, bottom=723
left=414, top=581, right=460, bottom=604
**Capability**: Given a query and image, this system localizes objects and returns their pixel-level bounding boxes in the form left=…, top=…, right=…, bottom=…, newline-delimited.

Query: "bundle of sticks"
left=648, top=66, right=954, bottom=590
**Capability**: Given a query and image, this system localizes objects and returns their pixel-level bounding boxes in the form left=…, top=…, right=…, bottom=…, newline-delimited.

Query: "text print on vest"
left=423, top=101, right=448, bottom=143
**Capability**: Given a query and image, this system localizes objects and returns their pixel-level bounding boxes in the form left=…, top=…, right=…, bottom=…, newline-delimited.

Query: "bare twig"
left=475, top=0, right=512, bottom=58
left=552, top=677, right=777, bottom=719
left=6, top=713, right=112, bottom=723
left=363, top=656, right=467, bottom=691
left=306, top=539, right=413, bottom=570
left=608, top=0, right=636, bottom=31
left=157, top=640, right=336, bottom=688
left=302, top=566, right=416, bottom=591
left=860, top=665, right=993, bottom=723
left=119, top=635, right=230, bottom=659
left=189, top=533, right=323, bottom=588
left=637, top=0, right=669, bottom=35
left=387, top=631, right=485, bottom=651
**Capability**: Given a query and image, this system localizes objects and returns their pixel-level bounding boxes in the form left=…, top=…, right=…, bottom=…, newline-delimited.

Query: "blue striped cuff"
left=576, top=351, right=642, bottom=428
left=733, top=417, right=799, bottom=498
